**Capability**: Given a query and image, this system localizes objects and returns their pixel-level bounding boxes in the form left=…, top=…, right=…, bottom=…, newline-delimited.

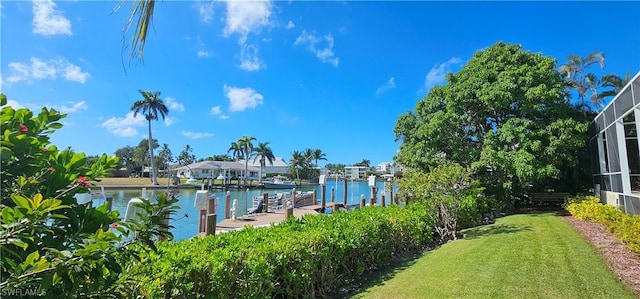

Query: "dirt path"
left=561, top=215, right=640, bottom=297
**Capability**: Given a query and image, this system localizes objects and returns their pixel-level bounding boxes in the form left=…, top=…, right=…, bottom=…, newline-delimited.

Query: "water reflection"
left=98, top=181, right=396, bottom=241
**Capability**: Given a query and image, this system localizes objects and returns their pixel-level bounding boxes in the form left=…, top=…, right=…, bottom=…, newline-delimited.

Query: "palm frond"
left=116, top=0, right=156, bottom=65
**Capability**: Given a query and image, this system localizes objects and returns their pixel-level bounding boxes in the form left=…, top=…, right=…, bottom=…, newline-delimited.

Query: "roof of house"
left=239, top=156, right=289, bottom=168
left=173, top=160, right=260, bottom=172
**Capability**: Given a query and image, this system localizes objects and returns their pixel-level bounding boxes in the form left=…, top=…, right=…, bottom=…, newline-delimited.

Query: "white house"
left=344, top=166, right=368, bottom=180
left=239, top=156, right=290, bottom=177
left=173, top=161, right=259, bottom=180
left=376, top=162, right=392, bottom=173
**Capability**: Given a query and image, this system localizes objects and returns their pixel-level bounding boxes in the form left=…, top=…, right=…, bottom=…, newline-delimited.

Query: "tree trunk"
left=147, top=119, right=159, bottom=185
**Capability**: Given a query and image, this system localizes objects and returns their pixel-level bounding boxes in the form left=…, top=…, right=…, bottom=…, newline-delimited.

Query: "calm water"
left=94, top=180, right=396, bottom=241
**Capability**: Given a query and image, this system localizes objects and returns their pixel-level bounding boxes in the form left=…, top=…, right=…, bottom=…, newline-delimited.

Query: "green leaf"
left=11, top=194, right=31, bottom=211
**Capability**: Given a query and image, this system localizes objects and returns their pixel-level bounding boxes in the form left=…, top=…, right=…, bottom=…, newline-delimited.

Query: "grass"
left=349, top=213, right=636, bottom=299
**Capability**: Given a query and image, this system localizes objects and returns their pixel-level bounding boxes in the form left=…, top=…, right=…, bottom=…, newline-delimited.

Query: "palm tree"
left=303, top=148, right=314, bottom=165
left=595, top=71, right=631, bottom=103
left=115, top=0, right=156, bottom=64
left=290, top=150, right=306, bottom=183
left=238, top=136, right=256, bottom=185
left=131, top=90, right=168, bottom=185
left=157, top=143, right=173, bottom=172
left=558, top=52, right=605, bottom=108
left=311, top=148, right=327, bottom=167
left=227, top=142, right=242, bottom=161
left=253, top=142, right=275, bottom=183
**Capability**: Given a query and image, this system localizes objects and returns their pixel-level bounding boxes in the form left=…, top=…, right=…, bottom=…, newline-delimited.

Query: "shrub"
left=0, top=94, right=178, bottom=297
left=565, top=195, right=640, bottom=254
left=121, top=204, right=434, bottom=298
left=397, top=164, right=486, bottom=241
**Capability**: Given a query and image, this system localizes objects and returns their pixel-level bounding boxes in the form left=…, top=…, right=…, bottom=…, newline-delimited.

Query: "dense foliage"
left=397, top=164, right=489, bottom=241
left=121, top=205, right=433, bottom=298
left=565, top=196, right=640, bottom=253
left=394, top=42, right=592, bottom=209
left=0, top=95, right=178, bottom=297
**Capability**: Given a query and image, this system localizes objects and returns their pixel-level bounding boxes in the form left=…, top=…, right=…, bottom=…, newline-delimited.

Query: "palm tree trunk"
left=244, top=156, right=248, bottom=186
left=147, top=119, right=159, bottom=185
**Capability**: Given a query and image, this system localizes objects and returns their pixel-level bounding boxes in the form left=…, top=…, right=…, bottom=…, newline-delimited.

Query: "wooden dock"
left=199, top=205, right=323, bottom=236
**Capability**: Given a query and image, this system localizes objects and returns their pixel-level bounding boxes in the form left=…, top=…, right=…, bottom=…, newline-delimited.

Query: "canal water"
left=95, top=180, right=396, bottom=241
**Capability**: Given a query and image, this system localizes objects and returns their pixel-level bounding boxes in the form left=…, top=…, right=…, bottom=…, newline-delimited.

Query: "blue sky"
left=2, top=1, right=639, bottom=167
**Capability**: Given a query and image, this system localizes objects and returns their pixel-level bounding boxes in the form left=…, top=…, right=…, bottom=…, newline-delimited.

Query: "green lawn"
left=350, top=213, right=635, bottom=299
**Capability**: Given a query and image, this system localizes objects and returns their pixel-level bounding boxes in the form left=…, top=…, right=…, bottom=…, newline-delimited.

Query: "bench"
left=530, top=192, right=570, bottom=203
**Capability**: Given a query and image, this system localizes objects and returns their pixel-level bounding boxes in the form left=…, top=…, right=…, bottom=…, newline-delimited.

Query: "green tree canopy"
left=394, top=42, right=591, bottom=208
left=177, top=144, right=196, bottom=165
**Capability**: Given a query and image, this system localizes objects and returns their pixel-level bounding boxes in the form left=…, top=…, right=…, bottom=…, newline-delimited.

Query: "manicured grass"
left=350, top=213, right=635, bottom=299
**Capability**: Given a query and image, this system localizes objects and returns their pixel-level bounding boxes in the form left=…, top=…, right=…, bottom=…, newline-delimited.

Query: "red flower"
left=110, top=223, right=119, bottom=229
left=19, top=124, right=28, bottom=133
left=78, top=176, right=90, bottom=187
left=42, top=147, right=48, bottom=152
left=48, top=167, right=55, bottom=172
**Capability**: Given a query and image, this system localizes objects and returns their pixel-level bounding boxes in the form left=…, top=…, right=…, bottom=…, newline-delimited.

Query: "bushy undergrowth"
left=121, top=205, right=433, bottom=298
left=565, top=196, right=640, bottom=253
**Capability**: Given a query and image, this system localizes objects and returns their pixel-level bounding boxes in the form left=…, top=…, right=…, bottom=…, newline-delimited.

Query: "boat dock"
left=214, top=204, right=322, bottom=232
left=197, top=202, right=361, bottom=237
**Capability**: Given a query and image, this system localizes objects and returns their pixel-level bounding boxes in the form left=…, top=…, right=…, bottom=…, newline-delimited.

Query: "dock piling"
left=205, top=213, right=216, bottom=236
left=225, top=191, right=231, bottom=219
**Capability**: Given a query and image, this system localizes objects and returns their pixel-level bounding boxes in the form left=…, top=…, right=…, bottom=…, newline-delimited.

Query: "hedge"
left=120, top=204, right=434, bottom=298
left=565, top=196, right=640, bottom=254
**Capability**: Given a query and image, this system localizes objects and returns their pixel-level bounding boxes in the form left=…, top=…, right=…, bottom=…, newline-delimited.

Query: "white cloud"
left=164, top=117, right=176, bottom=126
left=211, top=105, right=230, bottom=120
left=32, top=0, right=72, bottom=37
left=31, top=58, right=57, bottom=79
left=238, top=43, right=264, bottom=71
left=424, top=57, right=461, bottom=90
left=101, top=112, right=145, bottom=137
left=197, top=50, right=211, bottom=57
left=5, top=57, right=89, bottom=84
left=222, top=0, right=272, bottom=38
left=294, top=30, right=339, bottom=67
left=376, top=77, right=396, bottom=95
left=165, top=97, right=185, bottom=112
left=63, top=64, right=90, bottom=83
left=221, top=0, right=272, bottom=71
left=1, top=99, right=24, bottom=109
left=224, top=84, right=264, bottom=112
left=286, top=20, right=295, bottom=29
left=59, top=101, right=87, bottom=113
left=182, top=131, right=214, bottom=139
left=197, top=1, right=214, bottom=23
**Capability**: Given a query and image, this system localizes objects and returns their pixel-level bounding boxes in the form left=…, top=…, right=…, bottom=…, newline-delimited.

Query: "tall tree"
left=177, top=144, right=196, bottom=165
left=594, top=71, right=632, bottom=103
left=238, top=135, right=256, bottom=184
left=253, top=142, right=275, bottom=183
left=131, top=90, right=168, bottom=185
left=558, top=52, right=605, bottom=108
left=311, top=148, right=327, bottom=167
left=290, top=150, right=306, bottom=183
left=114, top=145, right=137, bottom=174
left=354, top=159, right=371, bottom=168
left=157, top=143, right=173, bottom=171
left=227, top=142, right=242, bottom=161
left=133, top=138, right=158, bottom=178
left=395, top=42, right=590, bottom=209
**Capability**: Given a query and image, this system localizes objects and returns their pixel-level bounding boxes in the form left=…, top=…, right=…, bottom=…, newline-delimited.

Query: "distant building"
left=588, top=71, right=639, bottom=215
left=239, top=156, right=290, bottom=176
left=173, top=161, right=259, bottom=180
left=376, top=162, right=392, bottom=173
left=344, top=166, right=368, bottom=180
